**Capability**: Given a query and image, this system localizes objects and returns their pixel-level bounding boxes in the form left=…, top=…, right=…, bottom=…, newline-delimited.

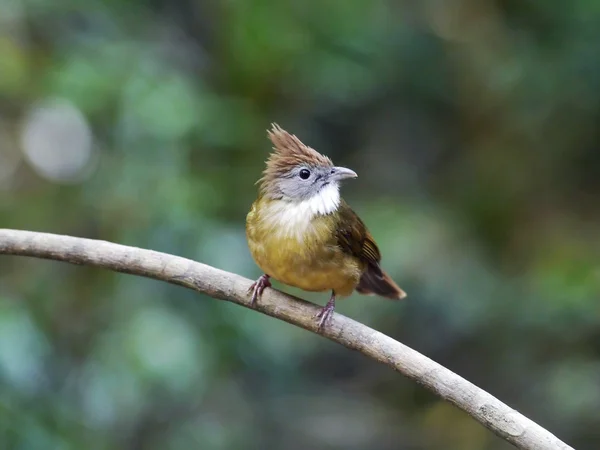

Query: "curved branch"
left=0, top=229, right=572, bottom=450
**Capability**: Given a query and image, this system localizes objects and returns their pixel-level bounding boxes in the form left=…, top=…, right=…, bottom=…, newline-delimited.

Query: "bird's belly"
left=248, top=233, right=361, bottom=297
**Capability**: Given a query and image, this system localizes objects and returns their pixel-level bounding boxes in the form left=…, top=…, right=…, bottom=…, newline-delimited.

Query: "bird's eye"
left=299, top=169, right=311, bottom=180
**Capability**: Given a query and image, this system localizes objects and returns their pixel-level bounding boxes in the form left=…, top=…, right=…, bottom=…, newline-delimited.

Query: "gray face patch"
left=276, top=165, right=335, bottom=201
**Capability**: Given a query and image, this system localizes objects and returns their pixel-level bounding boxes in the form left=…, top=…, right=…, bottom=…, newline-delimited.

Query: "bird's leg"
left=248, top=274, right=271, bottom=306
left=315, top=291, right=336, bottom=330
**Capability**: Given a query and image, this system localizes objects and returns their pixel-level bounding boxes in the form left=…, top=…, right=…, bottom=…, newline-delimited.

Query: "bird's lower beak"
left=330, top=166, right=358, bottom=181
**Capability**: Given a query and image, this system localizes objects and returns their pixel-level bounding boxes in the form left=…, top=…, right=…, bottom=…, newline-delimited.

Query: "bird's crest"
left=258, top=123, right=333, bottom=195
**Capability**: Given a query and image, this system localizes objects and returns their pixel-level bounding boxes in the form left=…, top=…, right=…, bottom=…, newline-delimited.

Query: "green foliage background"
left=1, top=1, right=599, bottom=449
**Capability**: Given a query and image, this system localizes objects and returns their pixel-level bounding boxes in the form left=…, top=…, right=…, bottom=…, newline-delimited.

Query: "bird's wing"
left=335, top=201, right=383, bottom=275
left=335, top=201, right=406, bottom=300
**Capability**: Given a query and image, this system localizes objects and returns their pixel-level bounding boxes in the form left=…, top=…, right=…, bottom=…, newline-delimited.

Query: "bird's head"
left=258, top=124, right=357, bottom=209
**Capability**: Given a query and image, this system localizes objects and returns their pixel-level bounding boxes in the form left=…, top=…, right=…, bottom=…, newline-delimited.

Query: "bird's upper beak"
left=329, top=166, right=358, bottom=181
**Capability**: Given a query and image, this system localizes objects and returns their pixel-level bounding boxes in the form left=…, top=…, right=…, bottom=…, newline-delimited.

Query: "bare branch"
left=0, top=229, right=573, bottom=450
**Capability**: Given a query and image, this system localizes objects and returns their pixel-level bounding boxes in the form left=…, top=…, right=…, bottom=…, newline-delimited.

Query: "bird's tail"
left=356, top=267, right=407, bottom=300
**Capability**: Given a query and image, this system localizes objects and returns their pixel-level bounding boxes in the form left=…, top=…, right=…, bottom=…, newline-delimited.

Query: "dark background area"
left=1, top=0, right=599, bottom=449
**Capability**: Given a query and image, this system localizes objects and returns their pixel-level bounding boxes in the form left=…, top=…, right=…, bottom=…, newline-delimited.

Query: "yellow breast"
left=246, top=198, right=363, bottom=297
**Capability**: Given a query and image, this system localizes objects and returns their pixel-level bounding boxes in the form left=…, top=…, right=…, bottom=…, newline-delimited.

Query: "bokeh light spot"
left=20, top=98, right=94, bottom=183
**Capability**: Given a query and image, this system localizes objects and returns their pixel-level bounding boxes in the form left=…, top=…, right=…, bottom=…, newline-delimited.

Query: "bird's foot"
left=248, top=274, right=271, bottom=306
left=315, top=293, right=336, bottom=331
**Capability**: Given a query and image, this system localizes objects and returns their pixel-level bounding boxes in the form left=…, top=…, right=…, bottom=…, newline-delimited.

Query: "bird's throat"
left=256, top=184, right=340, bottom=239
left=300, top=183, right=340, bottom=217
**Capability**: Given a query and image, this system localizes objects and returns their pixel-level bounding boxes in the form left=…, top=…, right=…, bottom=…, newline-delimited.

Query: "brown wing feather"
left=335, top=202, right=406, bottom=300
left=336, top=204, right=380, bottom=268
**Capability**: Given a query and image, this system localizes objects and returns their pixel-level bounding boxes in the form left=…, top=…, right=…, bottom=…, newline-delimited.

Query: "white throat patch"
left=262, top=183, right=340, bottom=239
left=302, top=183, right=340, bottom=217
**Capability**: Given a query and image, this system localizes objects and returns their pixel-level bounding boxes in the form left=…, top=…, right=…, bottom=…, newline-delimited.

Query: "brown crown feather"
left=258, top=123, right=333, bottom=196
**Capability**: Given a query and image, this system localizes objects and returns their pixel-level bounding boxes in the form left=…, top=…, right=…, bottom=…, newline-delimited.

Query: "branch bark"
left=0, top=228, right=572, bottom=450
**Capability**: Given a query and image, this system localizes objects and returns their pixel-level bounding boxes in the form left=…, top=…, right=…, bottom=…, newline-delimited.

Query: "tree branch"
left=0, top=229, right=572, bottom=450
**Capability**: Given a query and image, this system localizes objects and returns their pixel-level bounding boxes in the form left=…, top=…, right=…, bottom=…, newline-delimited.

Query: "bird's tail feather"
left=356, top=267, right=406, bottom=300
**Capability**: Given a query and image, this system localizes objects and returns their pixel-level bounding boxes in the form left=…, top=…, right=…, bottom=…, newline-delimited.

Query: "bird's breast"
left=246, top=199, right=362, bottom=296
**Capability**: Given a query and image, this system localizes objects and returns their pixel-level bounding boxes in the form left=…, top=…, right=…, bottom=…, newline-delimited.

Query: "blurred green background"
left=1, top=0, right=599, bottom=449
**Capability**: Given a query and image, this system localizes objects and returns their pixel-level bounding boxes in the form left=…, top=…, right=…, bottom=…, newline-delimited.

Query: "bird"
left=245, top=123, right=406, bottom=329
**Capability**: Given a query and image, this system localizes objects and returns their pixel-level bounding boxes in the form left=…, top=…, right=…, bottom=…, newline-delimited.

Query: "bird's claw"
left=248, top=274, right=271, bottom=306
left=315, top=303, right=335, bottom=331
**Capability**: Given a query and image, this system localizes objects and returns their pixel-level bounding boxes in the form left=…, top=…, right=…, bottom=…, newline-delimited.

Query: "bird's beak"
left=329, top=166, right=358, bottom=181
